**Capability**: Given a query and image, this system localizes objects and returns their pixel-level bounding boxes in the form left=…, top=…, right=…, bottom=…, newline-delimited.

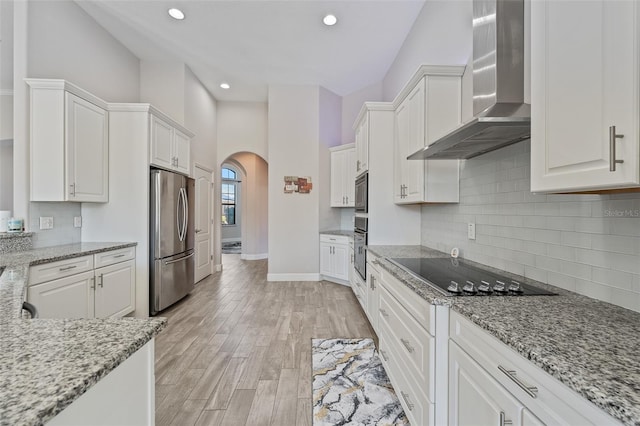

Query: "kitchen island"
left=367, top=245, right=639, bottom=426
left=0, top=242, right=166, bottom=426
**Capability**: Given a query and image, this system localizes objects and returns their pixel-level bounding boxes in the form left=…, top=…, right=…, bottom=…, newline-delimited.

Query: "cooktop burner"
left=389, top=257, right=557, bottom=296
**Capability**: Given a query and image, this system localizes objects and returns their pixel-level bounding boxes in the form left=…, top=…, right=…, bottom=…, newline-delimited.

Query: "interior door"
left=194, top=166, right=213, bottom=283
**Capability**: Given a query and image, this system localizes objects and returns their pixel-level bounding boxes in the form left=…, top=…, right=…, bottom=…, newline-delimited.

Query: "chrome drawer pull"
left=59, top=265, right=77, bottom=271
left=379, top=350, right=389, bottom=362
left=400, top=338, right=415, bottom=353
left=498, top=365, right=538, bottom=398
left=113, top=254, right=126, bottom=258
left=499, top=411, right=513, bottom=426
left=400, top=391, right=414, bottom=411
left=379, top=308, right=389, bottom=318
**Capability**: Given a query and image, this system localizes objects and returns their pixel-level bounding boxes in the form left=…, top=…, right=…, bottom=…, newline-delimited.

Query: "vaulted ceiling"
left=76, top=0, right=427, bottom=101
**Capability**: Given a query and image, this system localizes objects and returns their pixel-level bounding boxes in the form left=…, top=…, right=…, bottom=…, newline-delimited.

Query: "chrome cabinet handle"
left=400, top=391, right=414, bottom=411
left=400, top=338, right=415, bottom=353
left=98, top=274, right=104, bottom=288
left=500, top=411, right=513, bottom=426
left=59, top=265, right=77, bottom=271
left=346, top=196, right=349, bottom=204
left=369, top=275, right=375, bottom=290
left=69, top=183, right=76, bottom=196
left=379, top=349, right=389, bottom=362
left=90, top=276, right=96, bottom=290
left=379, top=308, right=389, bottom=318
left=113, top=254, right=126, bottom=258
left=498, top=365, right=538, bottom=398
left=609, top=126, right=624, bottom=171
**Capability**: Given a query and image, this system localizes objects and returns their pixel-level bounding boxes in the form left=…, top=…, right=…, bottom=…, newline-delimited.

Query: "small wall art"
left=284, top=176, right=313, bottom=194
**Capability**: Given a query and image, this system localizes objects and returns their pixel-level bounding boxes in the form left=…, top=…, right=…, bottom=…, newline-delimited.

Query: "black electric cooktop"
left=389, top=257, right=557, bottom=296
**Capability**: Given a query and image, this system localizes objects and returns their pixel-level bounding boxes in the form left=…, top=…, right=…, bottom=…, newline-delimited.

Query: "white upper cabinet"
left=393, top=68, right=464, bottom=204
left=27, top=79, right=109, bottom=202
left=150, top=114, right=192, bottom=176
left=531, top=0, right=640, bottom=192
left=355, top=112, right=369, bottom=176
left=330, top=143, right=356, bottom=207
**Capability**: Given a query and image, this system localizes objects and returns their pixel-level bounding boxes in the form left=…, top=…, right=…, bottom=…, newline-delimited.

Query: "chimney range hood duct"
left=409, top=0, right=530, bottom=160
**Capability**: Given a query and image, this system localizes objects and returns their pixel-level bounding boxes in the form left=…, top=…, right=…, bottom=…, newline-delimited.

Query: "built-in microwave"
left=355, top=172, right=368, bottom=213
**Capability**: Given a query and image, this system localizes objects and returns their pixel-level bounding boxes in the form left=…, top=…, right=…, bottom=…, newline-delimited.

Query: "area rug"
left=221, top=241, right=241, bottom=254
left=312, top=338, right=409, bottom=426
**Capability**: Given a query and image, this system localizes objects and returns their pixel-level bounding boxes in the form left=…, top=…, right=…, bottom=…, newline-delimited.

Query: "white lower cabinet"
left=28, top=248, right=136, bottom=319
left=365, top=255, right=381, bottom=331
left=319, top=234, right=350, bottom=283
left=449, top=311, right=622, bottom=426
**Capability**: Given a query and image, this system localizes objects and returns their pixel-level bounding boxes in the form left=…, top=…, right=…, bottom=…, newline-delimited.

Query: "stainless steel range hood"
left=409, top=0, right=529, bottom=160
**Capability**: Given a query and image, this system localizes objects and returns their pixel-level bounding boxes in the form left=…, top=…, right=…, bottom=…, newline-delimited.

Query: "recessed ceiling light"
left=168, top=8, right=185, bottom=20
left=323, top=14, right=338, bottom=26
left=220, top=83, right=230, bottom=90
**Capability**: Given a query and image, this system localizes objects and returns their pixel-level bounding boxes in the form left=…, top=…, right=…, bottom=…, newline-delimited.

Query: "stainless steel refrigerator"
left=149, top=168, right=195, bottom=315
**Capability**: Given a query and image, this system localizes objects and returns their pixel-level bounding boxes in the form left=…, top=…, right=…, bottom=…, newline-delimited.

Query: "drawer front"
left=380, top=268, right=434, bottom=334
left=379, top=285, right=435, bottom=402
left=94, top=246, right=136, bottom=269
left=449, top=311, right=622, bottom=426
left=29, top=255, right=94, bottom=285
left=352, top=274, right=367, bottom=311
left=320, top=234, right=349, bottom=245
left=378, top=325, right=434, bottom=426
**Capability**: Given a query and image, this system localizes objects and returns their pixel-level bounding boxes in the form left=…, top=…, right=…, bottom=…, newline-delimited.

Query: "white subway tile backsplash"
left=421, top=141, right=640, bottom=313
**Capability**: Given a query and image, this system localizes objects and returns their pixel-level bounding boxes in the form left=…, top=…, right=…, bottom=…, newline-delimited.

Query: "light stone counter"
left=367, top=245, right=640, bottom=426
left=0, top=242, right=166, bottom=426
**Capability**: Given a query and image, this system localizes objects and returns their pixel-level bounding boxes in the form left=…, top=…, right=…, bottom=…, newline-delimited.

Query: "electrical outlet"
left=39, top=217, right=54, bottom=230
left=74, top=216, right=82, bottom=228
left=468, top=222, right=476, bottom=240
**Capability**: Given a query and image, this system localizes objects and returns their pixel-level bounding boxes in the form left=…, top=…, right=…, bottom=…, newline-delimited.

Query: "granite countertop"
left=0, top=242, right=167, bottom=426
left=367, top=245, right=640, bottom=426
left=320, top=230, right=355, bottom=238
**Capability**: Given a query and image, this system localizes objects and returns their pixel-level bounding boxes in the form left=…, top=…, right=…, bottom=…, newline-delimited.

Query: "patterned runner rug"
left=312, top=338, right=409, bottom=426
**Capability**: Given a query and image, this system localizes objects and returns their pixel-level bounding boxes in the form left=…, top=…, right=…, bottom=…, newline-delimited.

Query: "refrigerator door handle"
left=176, top=187, right=183, bottom=241
left=182, top=187, right=189, bottom=242
left=164, top=251, right=195, bottom=265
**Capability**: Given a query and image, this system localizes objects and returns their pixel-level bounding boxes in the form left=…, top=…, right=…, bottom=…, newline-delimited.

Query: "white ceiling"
left=76, top=0, right=427, bottom=102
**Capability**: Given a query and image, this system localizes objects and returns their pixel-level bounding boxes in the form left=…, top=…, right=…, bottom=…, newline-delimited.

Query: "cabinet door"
left=394, top=98, right=410, bottom=203
left=174, top=128, right=191, bottom=175
left=27, top=271, right=95, bottom=319
left=366, top=267, right=380, bottom=331
left=150, top=115, right=174, bottom=170
left=449, top=342, right=521, bottom=426
left=531, top=0, right=640, bottom=192
left=345, top=148, right=356, bottom=206
left=356, top=114, right=369, bottom=175
left=330, top=150, right=346, bottom=206
left=522, top=408, right=546, bottom=426
left=404, top=80, right=426, bottom=203
left=65, top=93, right=109, bottom=202
left=319, top=242, right=334, bottom=277
left=95, top=260, right=135, bottom=318
left=333, top=243, right=349, bottom=281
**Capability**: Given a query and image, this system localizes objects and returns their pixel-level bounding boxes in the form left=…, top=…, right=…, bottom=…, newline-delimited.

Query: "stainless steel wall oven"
left=354, top=216, right=368, bottom=280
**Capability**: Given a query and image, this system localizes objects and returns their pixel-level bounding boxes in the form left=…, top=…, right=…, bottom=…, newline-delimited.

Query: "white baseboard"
left=267, top=273, right=321, bottom=282
left=240, top=253, right=268, bottom=260
left=320, top=275, right=351, bottom=287
left=215, top=264, right=223, bottom=272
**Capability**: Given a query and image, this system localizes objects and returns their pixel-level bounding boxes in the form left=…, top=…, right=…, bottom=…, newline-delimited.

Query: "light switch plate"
left=74, top=216, right=82, bottom=228
left=468, top=222, right=476, bottom=240
left=39, top=217, right=54, bottom=230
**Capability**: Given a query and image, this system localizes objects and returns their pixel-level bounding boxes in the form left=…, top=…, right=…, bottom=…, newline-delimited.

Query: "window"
left=222, top=167, right=237, bottom=225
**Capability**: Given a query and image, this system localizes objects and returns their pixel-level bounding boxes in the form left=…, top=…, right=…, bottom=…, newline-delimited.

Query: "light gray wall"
left=0, top=140, right=12, bottom=211
left=30, top=202, right=82, bottom=248
left=139, top=61, right=186, bottom=125
left=421, top=141, right=640, bottom=313
left=267, top=85, right=320, bottom=278
left=217, top=101, right=268, bottom=164
left=341, top=82, right=383, bottom=144
left=382, top=0, right=472, bottom=101
left=319, top=87, right=343, bottom=232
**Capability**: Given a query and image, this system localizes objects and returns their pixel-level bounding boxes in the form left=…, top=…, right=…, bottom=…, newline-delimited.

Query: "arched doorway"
left=219, top=152, right=268, bottom=262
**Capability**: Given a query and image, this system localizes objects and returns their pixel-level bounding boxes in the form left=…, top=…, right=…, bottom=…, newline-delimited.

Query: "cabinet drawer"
left=450, top=311, right=622, bottom=426
left=380, top=268, right=434, bottom=334
left=379, top=284, right=435, bottom=402
left=94, top=246, right=135, bottom=268
left=29, top=255, right=94, bottom=285
left=378, top=325, right=434, bottom=426
left=320, top=234, right=350, bottom=245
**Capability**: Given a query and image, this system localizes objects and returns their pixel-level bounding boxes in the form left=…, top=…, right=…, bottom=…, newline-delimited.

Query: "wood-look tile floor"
left=155, top=254, right=376, bottom=426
